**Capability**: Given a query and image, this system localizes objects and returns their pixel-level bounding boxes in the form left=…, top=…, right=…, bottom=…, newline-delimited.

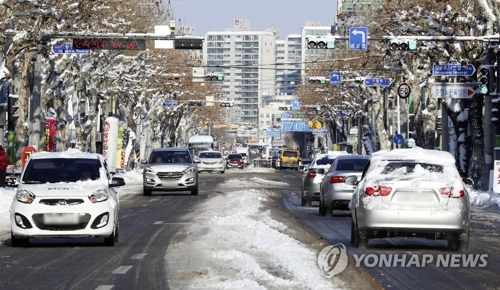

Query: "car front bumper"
left=198, top=163, right=225, bottom=172
left=11, top=198, right=117, bottom=238
left=143, top=171, right=197, bottom=191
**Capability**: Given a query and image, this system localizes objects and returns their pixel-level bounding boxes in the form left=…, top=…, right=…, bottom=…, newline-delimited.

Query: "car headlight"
left=88, top=189, right=108, bottom=203
left=217, top=159, right=224, bottom=164
left=16, top=189, right=36, bottom=204
left=145, top=168, right=156, bottom=174
left=183, top=167, right=196, bottom=174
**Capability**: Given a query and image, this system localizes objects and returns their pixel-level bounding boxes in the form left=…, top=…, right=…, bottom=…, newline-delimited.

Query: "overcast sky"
left=170, top=0, right=337, bottom=38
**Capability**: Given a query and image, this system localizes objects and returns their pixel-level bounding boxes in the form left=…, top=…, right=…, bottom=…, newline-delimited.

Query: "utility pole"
left=29, top=55, right=43, bottom=149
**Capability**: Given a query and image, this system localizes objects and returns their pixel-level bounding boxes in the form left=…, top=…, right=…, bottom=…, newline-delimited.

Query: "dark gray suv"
left=142, top=148, right=199, bottom=196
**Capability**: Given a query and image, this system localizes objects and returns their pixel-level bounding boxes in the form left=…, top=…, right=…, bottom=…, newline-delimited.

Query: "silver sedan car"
left=319, top=155, right=369, bottom=216
left=300, top=151, right=350, bottom=207
left=346, top=148, right=473, bottom=251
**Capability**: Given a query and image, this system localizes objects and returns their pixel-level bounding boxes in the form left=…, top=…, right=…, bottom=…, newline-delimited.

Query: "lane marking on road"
left=95, top=286, right=114, bottom=290
left=131, top=253, right=148, bottom=260
left=154, top=221, right=191, bottom=225
left=112, top=266, right=133, bottom=274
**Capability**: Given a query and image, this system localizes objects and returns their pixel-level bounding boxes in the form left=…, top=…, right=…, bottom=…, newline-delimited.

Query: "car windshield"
left=199, top=152, right=222, bottom=158
left=150, top=151, right=192, bottom=164
left=336, top=159, right=369, bottom=171
left=228, top=154, right=242, bottom=159
left=283, top=151, right=297, bottom=157
left=381, top=162, right=444, bottom=175
left=22, top=158, right=102, bottom=184
left=315, top=157, right=335, bottom=166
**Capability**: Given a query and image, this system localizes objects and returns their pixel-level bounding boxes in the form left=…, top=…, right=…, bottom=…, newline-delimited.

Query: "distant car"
left=197, top=151, right=225, bottom=174
left=142, top=148, right=199, bottom=196
left=300, top=151, right=350, bottom=207
left=226, top=153, right=245, bottom=169
left=9, top=150, right=125, bottom=247
left=346, top=148, right=473, bottom=251
left=319, top=155, right=370, bottom=216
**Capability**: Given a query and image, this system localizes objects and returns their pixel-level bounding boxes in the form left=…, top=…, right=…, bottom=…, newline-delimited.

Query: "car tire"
left=301, top=195, right=312, bottom=207
left=351, top=220, right=368, bottom=249
left=448, top=231, right=469, bottom=252
left=104, top=227, right=118, bottom=246
left=220, top=170, right=225, bottom=174
left=11, top=234, right=26, bottom=247
left=143, top=187, right=152, bottom=196
left=191, top=187, right=199, bottom=195
left=319, top=201, right=332, bottom=217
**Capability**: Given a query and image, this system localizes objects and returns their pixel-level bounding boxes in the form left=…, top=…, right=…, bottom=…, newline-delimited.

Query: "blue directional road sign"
left=432, top=64, right=476, bottom=76
left=281, top=113, right=292, bottom=119
left=52, top=43, right=91, bottom=54
left=330, top=72, right=341, bottom=85
left=349, top=27, right=368, bottom=51
left=281, top=121, right=312, bottom=132
left=292, top=99, right=301, bottom=110
left=163, top=101, right=178, bottom=108
left=312, top=129, right=328, bottom=135
left=393, top=134, right=404, bottom=145
left=266, top=130, right=281, bottom=137
left=364, top=78, right=392, bottom=87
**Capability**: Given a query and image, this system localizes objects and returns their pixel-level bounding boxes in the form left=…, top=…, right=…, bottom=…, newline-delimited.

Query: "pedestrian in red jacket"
left=0, top=146, right=9, bottom=188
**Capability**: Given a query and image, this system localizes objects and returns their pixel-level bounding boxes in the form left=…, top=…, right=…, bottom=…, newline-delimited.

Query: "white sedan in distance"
left=197, top=150, right=226, bottom=174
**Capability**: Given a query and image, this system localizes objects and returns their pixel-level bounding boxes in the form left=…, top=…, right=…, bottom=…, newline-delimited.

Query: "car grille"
left=32, top=213, right=91, bottom=231
left=157, top=172, right=183, bottom=180
left=202, top=161, right=219, bottom=165
left=39, top=199, right=85, bottom=206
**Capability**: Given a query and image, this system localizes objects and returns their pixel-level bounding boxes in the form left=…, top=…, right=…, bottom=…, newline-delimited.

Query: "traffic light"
left=7, top=94, right=19, bottom=130
left=307, top=36, right=335, bottom=49
left=492, top=97, right=500, bottom=133
left=307, top=77, right=326, bottom=84
left=308, top=105, right=322, bottom=111
left=174, top=38, right=203, bottom=50
left=220, top=102, right=234, bottom=107
left=188, top=100, right=203, bottom=106
left=279, top=106, right=292, bottom=111
left=389, top=39, right=417, bottom=51
left=477, top=65, right=495, bottom=95
left=205, top=74, right=224, bottom=82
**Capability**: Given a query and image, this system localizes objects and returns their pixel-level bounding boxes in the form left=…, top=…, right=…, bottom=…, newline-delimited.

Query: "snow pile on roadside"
left=165, top=184, right=341, bottom=289
left=0, top=188, right=16, bottom=234
left=245, top=166, right=276, bottom=173
left=116, top=169, right=143, bottom=185
left=469, top=189, right=500, bottom=209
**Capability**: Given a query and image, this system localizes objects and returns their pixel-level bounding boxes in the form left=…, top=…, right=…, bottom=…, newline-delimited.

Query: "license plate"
left=43, top=213, right=80, bottom=225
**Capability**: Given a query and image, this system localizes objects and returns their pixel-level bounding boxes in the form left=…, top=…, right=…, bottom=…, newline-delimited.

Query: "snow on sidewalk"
left=165, top=178, right=343, bottom=289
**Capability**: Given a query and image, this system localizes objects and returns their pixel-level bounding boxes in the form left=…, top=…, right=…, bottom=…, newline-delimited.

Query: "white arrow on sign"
left=352, top=29, right=366, bottom=43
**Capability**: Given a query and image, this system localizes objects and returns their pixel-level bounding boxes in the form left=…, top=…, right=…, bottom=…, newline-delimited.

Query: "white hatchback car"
left=9, top=150, right=125, bottom=247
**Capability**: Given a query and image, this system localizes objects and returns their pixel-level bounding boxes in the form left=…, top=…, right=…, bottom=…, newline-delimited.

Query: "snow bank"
left=469, top=189, right=500, bottom=209
left=0, top=188, right=15, bottom=234
left=115, top=169, right=143, bottom=185
left=165, top=181, right=342, bottom=289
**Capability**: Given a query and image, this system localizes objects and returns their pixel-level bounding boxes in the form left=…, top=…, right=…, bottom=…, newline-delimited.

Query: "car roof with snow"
left=370, top=147, right=456, bottom=165
left=30, top=149, right=103, bottom=161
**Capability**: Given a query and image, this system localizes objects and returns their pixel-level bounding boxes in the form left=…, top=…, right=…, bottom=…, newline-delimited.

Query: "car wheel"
left=301, top=195, right=311, bottom=207
left=143, top=187, right=152, bottom=196
left=11, top=234, right=27, bottom=247
left=220, top=170, right=225, bottom=174
left=191, top=187, right=199, bottom=195
left=448, top=231, right=469, bottom=252
left=104, top=227, right=117, bottom=246
left=352, top=220, right=368, bottom=249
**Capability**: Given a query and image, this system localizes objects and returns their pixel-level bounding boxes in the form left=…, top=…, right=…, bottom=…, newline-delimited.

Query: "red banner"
left=44, top=118, right=57, bottom=152
left=22, top=146, right=38, bottom=169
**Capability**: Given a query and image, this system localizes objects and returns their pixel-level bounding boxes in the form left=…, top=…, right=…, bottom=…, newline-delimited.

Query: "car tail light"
left=307, top=172, right=317, bottom=178
left=329, top=176, right=345, bottom=184
left=439, top=187, right=465, bottom=198
left=365, top=185, right=392, bottom=196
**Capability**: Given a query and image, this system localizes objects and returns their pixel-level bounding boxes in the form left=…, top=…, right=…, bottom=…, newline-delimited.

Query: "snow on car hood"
left=147, top=164, right=192, bottom=172
left=18, top=181, right=109, bottom=197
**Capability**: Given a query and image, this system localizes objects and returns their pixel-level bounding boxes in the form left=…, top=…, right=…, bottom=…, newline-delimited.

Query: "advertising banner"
left=116, top=122, right=128, bottom=170
left=103, top=117, right=119, bottom=172
left=44, top=117, right=57, bottom=152
left=21, top=146, right=38, bottom=169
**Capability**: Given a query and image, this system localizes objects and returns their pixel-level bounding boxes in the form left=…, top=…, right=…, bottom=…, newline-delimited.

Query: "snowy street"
left=0, top=167, right=499, bottom=289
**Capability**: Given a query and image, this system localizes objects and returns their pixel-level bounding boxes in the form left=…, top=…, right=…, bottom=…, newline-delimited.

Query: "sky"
left=169, top=0, right=337, bottom=38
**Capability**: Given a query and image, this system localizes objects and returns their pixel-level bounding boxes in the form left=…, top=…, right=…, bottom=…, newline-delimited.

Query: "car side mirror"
left=316, top=168, right=325, bottom=175
left=193, top=157, right=201, bottom=163
left=110, top=177, right=126, bottom=188
left=463, top=178, right=474, bottom=188
left=344, top=175, right=358, bottom=186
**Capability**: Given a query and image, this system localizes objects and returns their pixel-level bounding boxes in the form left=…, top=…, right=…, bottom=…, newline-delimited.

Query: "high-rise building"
left=203, top=19, right=277, bottom=126
left=276, top=34, right=302, bottom=95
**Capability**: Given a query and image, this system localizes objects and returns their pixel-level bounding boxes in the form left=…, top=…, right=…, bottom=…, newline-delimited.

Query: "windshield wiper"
left=23, top=180, right=42, bottom=184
